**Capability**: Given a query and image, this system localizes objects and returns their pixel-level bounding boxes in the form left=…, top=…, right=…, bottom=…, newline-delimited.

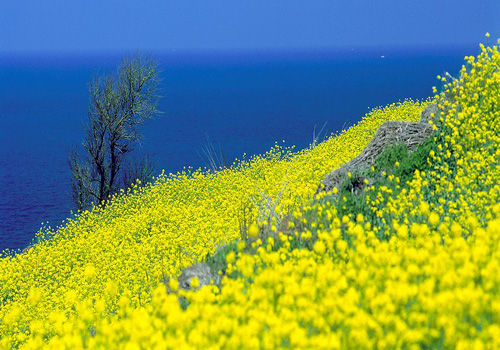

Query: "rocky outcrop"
left=317, top=104, right=437, bottom=194
left=177, top=263, right=219, bottom=291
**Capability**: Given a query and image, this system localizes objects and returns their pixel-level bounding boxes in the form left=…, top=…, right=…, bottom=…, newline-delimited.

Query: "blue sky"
left=1, top=0, right=499, bottom=54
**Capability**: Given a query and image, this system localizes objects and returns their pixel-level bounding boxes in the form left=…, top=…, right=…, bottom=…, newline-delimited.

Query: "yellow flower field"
left=1, top=38, right=499, bottom=349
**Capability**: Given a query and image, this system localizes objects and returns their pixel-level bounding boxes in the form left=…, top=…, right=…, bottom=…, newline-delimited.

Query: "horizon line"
left=0, top=43, right=480, bottom=57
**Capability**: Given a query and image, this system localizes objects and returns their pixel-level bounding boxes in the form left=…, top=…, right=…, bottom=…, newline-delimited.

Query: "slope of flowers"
left=9, top=40, right=499, bottom=349
left=0, top=96, right=425, bottom=347
left=42, top=41, right=500, bottom=350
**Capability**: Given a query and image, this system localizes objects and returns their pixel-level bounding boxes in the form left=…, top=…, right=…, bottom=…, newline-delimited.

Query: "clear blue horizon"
left=0, top=45, right=481, bottom=73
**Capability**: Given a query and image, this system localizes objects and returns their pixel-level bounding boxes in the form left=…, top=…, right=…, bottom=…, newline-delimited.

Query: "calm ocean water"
left=0, top=47, right=475, bottom=251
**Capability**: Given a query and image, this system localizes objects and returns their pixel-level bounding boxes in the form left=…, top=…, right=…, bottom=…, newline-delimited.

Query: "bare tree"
left=69, top=54, right=161, bottom=211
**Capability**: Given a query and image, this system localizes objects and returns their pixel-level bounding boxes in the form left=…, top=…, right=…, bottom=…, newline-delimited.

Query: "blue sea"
left=0, top=47, right=476, bottom=251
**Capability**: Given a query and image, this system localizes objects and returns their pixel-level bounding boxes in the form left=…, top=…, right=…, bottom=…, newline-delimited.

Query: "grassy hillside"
left=1, top=39, right=499, bottom=349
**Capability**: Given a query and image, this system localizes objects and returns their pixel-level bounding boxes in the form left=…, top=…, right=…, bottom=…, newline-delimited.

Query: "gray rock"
left=177, top=263, right=216, bottom=291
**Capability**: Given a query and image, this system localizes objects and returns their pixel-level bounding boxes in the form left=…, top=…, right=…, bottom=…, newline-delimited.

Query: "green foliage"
left=179, top=298, right=190, bottom=311
left=340, top=136, right=437, bottom=223
left=373, top=137, right=435, bottom=186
